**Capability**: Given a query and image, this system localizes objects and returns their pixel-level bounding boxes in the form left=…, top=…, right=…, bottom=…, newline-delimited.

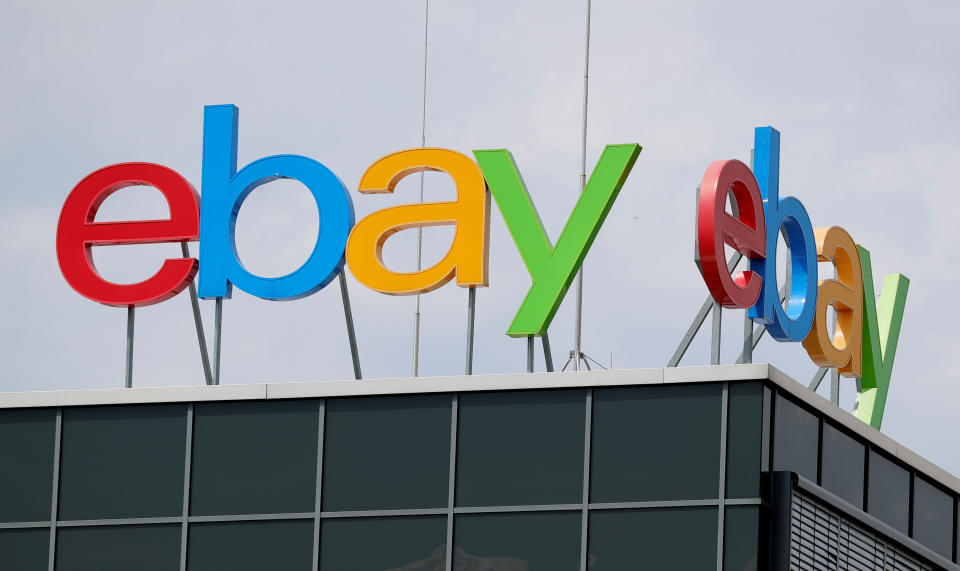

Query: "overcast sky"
left=2, top=1, right=958, bottom=473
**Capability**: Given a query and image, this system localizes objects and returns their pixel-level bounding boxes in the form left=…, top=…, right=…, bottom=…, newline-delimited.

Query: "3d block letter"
left=346, top=148, right=489, bottom=295
left=198, top=105, right=355, bottom=300
left=748, top=127, right=819, bottom=341
left=802, top=227, right=863, bottom=376
left=474, top=144, right=641, bottom=337
left=856, top=246, right=909, bottom=429
left=56, top=163, right=200, bottom=307
left=695, top=159, right=766, bottom=308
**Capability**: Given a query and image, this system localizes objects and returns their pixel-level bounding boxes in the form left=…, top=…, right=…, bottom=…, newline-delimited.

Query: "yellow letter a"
left=346, top=148, right=489, bottom=295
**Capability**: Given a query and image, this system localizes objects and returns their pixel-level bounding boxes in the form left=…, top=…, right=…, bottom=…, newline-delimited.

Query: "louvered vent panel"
left=790, top=489, right=933, bottom=571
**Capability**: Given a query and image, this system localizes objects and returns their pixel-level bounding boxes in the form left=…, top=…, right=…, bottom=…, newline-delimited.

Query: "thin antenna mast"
left=571, top=0, right=593, bottom=371
left=412, top=0, right=429, bottom=377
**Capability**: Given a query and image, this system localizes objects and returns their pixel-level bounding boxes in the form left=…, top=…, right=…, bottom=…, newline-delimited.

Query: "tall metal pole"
left=465, top=286, right=476, bottom=375
left=181, top=243, right=214, bottom=385
left=412, top=0, right=429, bottom=377
left=571, top=0, right=593, bottom=371
left=213, top=297, right=222, bottom=385
left=339, top=273, right=362, bottom=380
left=124, top=306, right=134, bottom=388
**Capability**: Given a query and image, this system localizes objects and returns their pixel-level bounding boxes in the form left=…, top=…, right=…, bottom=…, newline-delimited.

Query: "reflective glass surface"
left=0, top=528, right=49, bottom=571
left=323, top=394, right=451, bottom=511
left=188, top=520, right=313, bottom=571
left=0, top=408, right=56, bottom=522
left=912, top=476, right=953, bottom=559
left=726, top=383, right=763, bottom=498
left=591, top=384, right=722, bottom=502
left=191, top=400, right=319, bottom=516
left=724, top=506, right=759, bottom=571
left=772, top=395, right=818, bottom=482
left=454, top=511, right=581, bottom=570
left=56, top=524, right=180, bottom=571
left=59, top=405, right=186, bottom=520
left=320, top=516, right=446, bottom=570
left=589, top=507, right=717, bottom=569
left=867, top=451, right=910, bottom=534
left=456, top=389, right=585, bottom=506
left=820, top=423, right=865, bottom=509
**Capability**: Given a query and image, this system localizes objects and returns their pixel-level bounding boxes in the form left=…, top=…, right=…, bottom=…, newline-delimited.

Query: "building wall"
left=0, top=382, right=765, bottom=570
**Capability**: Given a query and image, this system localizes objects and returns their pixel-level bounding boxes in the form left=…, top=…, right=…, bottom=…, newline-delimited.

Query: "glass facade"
left=0, top=378, right=956, bottom=569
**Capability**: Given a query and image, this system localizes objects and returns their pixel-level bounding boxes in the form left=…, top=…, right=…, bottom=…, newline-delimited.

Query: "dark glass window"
left=456, top=389, right=585, bottom=507
left=191, top=400, right=319, bottom=516
left=589, top=507, right=717, bottom=569
left=912, top=476, right=953, bottom=558
left=0, top=409, right=56, bottom=522
left=59, top=405, right=186, bottom=520
left=772, top=395, right=818, bottom=482
left=820, top=423, right=865, bottom=509
left=0, top=529, right=49, bottom=571
left=320, top=516, right=446, bottom=570
left=726, top=383, right=763, bottom=498
left=323, top=395, right=451, bottom=511
left=188, top=520, right=313, bottom=571
left=724, top=506, right=759, bottom=571
left=866, top=451, right=910, bottom=534
left=56, top=524, right=180, bottom=571
left=591, top=384, right=722, bottom=502
left=454, top=511, right=580, bottom=570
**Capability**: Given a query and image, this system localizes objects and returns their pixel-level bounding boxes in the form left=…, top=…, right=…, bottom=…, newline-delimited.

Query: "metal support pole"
left=809, top=367, right=828, bottom=391
left=710, top=301, right=721, bottom=365
left=125, top=306, right=134, bottom=388
left=213, top=298, right=223, bottom=385
left=412, top=0, right=429, bottom=378
left=571, top=0, right=593, bottom=372
left=339, top=273, right=362, bottom=380
left=742, top=309, right=753, bottom=364
left=668, top=253, right=742, bottom=367
left=181, top=243, right=213, bottom=385
left=542, top=331, right=554, bottom=373
left=830, top=369, right=840, bottom=405
left=526, top=335, right=534, bottom=373
left=465, top=286, right=476, bottom=375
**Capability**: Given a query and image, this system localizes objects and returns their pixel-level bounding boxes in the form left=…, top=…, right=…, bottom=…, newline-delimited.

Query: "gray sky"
left=2, top=1, right=959, bottom=473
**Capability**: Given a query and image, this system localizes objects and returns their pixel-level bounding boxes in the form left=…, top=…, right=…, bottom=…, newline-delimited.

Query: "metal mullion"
left=188, top=513, right=315, bottom=523
left=320, top=508, right=447, bottom=519
left=723, top=498, right=762, bottom=506
left=0, top=521, right=49, bottom=529
left=179, top=404, right=194, bottom=571
left=445, top=394, right=458, bottom=571
left=454, top=504, right=582, bottom=514
left=58, top=516, right=183, bottom=527
left=312, top=400, right=325, bottom=571
left=716, top=383, right=728, bottom=571
left=47, top=408, right=62, bottom=571
left=579, top=389, right=593, bottom=571
left=589, top=499, right=721, bottom=510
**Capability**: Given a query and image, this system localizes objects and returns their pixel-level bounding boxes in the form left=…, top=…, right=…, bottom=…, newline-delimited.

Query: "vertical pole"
left=742, top=148, right=755, bottom=365
left=125, top=306, right=135, bottom=388
left=444, top=394, right=458, bottom=571
left=542, top=331, right=554, bottom=373
left=180, top=243, right=213, bottom=385
left=742, top=310, right=753, bottom=364
left=526, top=335, right=534, bottom=373
left=179, top=404, right=194, bottom=571
left=710, top=302, right=721, bottom=365
left=412, top=0, right=430, bottom=377
left=571, top=0, right=592, bottom=372
left=578, top=389, right=593, bottom=571
left=47, top=409, right=62, bottom=571
left=338, top=273, right=362, bottom=380
left=213, top=298, right=222, bottom=385
left=465, top=286, right=476, bottom=375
